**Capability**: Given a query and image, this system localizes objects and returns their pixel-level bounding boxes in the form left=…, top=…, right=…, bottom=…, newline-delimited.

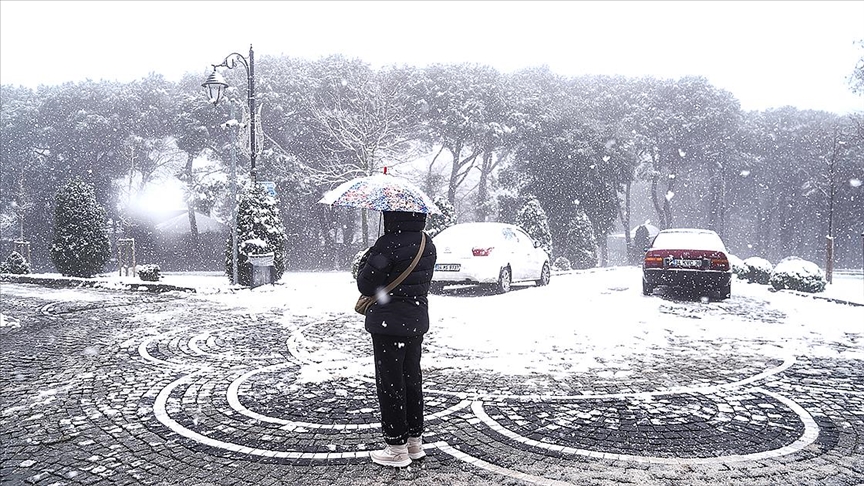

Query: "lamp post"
left=202, top=44, right=258, bottom=183
left=202, top=44, right=258, bottom=285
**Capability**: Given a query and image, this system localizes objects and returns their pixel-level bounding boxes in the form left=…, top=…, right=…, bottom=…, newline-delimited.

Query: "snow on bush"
left=564, top=203, right=597, bottom=269
left=226, top=184, right=286, bottom=286
left=769, top=256, right=827, bottom=293
left=552, top=256, right=571, bottom=272
left=425, top=196, right=456, bottom=238
left=727, top=254, right=746, bottom=277
left=0, top=251, right=31, bottom=275
left=138, top=264, right=161, bottom=282
left=352, top=247, right=371, bottom=280
left=742, top=257, right=773, bottom=284
left=516, top=197, right=553, bottom=258
left=50, top=178, right=110, bottom=278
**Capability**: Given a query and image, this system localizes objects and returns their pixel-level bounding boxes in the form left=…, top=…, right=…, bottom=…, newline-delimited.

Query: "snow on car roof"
left=650, top=228, right=728, bottom=252
left=434, top=222, right=521, bottom=244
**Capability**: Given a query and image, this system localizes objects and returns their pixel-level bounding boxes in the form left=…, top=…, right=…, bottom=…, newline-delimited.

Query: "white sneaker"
left=369, top=443, right=411, bottom=467
left=407, top=436, right=425, bottom=460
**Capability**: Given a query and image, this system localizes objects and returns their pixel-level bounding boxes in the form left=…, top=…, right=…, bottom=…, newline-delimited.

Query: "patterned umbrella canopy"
left=318, top=174, right=441, bottom=214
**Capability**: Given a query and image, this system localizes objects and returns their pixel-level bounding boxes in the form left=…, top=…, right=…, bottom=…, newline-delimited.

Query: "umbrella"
left=318, top=173, right=441, bottom=214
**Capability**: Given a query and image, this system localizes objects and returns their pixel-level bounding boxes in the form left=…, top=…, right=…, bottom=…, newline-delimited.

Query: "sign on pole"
left=259, top=181, right=277, bottom=198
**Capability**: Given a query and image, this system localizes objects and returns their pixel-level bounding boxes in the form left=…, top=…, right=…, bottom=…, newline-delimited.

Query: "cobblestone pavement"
left=1, top=283, right=863, bottom=485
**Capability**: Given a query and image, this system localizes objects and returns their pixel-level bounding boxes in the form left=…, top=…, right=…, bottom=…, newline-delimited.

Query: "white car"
left=431, top=222, right=551, bottom=293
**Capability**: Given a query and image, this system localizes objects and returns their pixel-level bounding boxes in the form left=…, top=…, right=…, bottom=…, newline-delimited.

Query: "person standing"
left=356, top=211, right=437, bottom=467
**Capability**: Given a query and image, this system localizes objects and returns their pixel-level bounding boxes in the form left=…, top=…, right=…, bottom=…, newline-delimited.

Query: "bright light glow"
left=131, top=179, right=187, bottom=213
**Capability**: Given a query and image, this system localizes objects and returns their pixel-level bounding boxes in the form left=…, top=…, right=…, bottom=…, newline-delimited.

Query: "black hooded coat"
left=356, top=211, right=437, bottom=337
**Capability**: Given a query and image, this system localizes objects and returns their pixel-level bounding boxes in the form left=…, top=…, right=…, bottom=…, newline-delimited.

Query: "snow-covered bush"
left=741, top=257, right=773, bottom=284
left=0, top=251, right=30, bottom=274
left=138, top=264, right=161, bottom=282
left=226, top=184, right=286, bottom=286
left=552, top=256, right=571, bottom=272
left=51, top=178, right=110, bottom=278
left=425, top=196, right=456, bottom=238
left=769, top=257, right=827, bottom=293
left=727, top=254, right=746, bottom=277
left=352, top=247, right=371, bottom=280
left=516, top=197, right=552, bottom=258
left=563, top=203, right=597, bottom=269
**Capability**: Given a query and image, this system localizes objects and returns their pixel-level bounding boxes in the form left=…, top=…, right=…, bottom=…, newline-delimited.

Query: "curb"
left=0, top=274, right=197, bottom=294
left=775, top=288, right=864, bottom=307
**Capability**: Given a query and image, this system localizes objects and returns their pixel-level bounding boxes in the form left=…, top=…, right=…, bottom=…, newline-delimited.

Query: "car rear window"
left=650, top=231, right=727, bottom=252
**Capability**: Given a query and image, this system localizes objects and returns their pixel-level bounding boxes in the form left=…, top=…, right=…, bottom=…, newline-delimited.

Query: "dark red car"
left=642, top=228, right=732, bottom=299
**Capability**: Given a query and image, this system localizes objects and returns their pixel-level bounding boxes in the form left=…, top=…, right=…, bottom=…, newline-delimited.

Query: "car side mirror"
left=534, top=240, right=542, bottom=248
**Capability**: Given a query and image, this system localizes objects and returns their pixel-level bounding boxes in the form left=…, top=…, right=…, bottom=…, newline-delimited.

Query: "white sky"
left=1, top=1, right=863, bottom=114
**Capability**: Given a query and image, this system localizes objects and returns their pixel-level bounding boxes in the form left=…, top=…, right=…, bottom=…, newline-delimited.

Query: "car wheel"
left=495, top=266, right=512, bottom=294
left=642, top=279, right=653, bottom=296
left=429, top=282, right=445, bottom=294
left=536, top=262, right=551, bottom=286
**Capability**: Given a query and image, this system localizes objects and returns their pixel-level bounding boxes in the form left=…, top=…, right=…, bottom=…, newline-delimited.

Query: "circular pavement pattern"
left=1, top=285, right=862, bottom=485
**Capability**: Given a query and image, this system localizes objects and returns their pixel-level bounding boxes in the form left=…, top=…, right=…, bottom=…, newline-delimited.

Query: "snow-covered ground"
left=4, top=267, right=860, bottom=384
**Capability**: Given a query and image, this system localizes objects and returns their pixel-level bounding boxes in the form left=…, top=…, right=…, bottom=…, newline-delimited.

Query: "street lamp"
left=202, top=44, right=258, bottom=286
left=202, top=44, right=258, bottom=183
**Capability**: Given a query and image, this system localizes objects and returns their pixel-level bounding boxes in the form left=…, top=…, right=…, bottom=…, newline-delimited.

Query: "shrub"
left=352, top=247, right=371, bottom=280
left=50, top=178, right=110, bottom=277
left=225, top=184, right=287, bottom=286
left=742, top=257, right=773, bottom=284
left=516, top=197, right=553, bottom=258
left=426, top=196, right=457, bottom=238
left=1, top=251, right=30, bottom=275
left=138, top=264, right=161, bottom=282
left=727, top=254, right=746, bottom=277
left=564, top=203, right=598, bottom=269
left=769, top=257, right=827, bottom=293
left=552, top=256, right=571, bottom=272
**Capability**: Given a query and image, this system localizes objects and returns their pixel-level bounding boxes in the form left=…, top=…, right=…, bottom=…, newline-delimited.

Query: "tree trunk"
left=621, top=181, right=633, bottom=264
left=183, top=153, right=202, bottom=270
left=476, top=149, right=493, bottom=221
left=598, top=230, right=608, bottom=267
left=447, top=142, right=464, bottom=205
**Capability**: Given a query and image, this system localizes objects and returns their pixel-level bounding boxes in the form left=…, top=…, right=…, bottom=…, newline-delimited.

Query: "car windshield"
left=650, top=231, right=727, bottom=252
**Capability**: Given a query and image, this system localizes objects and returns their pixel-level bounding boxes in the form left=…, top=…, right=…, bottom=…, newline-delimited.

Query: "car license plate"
left=670, top=259, right=702, bottom=268
left=435, top=264, right=461, bottom=271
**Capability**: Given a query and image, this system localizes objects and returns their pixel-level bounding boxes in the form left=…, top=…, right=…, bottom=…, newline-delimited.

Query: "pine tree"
left=564, top=202, right=598, bottom=269
left=425, top=196, right=457, bottom=237
left=50, top=178, right=110, bottom=277
left=515, top=197, right=552, bottom=257
left=226, top=183, right=287, bottom=286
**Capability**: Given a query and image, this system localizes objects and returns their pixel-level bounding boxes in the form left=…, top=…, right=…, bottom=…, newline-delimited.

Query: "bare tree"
left=307, top=70, right=420, bottom=246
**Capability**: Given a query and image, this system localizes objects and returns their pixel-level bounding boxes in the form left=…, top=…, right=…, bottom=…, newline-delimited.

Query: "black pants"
left=371, top=333, right=424, bottom=445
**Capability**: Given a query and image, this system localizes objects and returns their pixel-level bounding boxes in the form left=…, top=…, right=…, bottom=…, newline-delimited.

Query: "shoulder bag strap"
left=383, top=233, right=427, bottom=294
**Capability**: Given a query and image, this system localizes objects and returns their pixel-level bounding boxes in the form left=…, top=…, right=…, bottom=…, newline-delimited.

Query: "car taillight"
left=472, top=247, right=494, bottom=256
left=709, top=255, right=730, bottom=271
left=643, top=254, right=664, bottom=268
